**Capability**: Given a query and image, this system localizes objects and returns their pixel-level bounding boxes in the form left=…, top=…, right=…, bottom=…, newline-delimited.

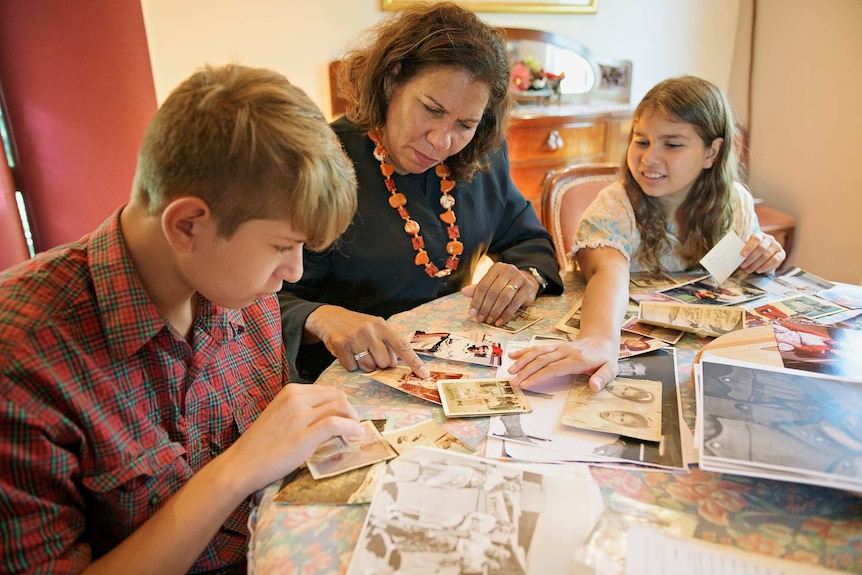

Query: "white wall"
left=748, top=0, right=862, bottom=284
left=140, top=0, right=861, bottom=284
left=140, top=0, right=741, bottom=113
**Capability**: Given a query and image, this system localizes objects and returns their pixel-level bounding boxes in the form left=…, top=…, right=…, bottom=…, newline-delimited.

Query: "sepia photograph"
left=368, top=365, right=468, bottom=405
left=639, top=301, right=745, bottom=337
left=306, top=420, right=398, bottom=480
left=383, top=419, right=477, bottom=456
left=438, top=378, right=532, bottom=417
left=488, top=308, right=543, bottom=334
left=554, top=300, right=582, bottom=335
left=487, top=350, right=688, bottom=471
left=621, top=315, right=684, bottom=345
left=561, top=378, right=662, bottom=442
left=346, top=446, right=602, bottom=575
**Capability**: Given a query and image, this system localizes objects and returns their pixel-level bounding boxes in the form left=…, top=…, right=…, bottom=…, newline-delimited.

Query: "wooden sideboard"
left=754, top=203, right=797, bottom=262
left=507, top=106, right=632, bottom=220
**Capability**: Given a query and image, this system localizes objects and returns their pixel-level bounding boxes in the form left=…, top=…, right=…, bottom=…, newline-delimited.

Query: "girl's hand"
left=506, top=335, right=619, bottom=391
left=740, top=231, right=786, bottom=275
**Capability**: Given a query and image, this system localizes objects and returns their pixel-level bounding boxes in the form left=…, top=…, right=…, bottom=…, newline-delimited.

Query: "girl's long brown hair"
left=623, top=76, right=739, bottom=272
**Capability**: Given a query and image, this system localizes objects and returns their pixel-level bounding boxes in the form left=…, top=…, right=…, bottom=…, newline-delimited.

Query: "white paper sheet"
left=626, top=527, right=845, bottom=575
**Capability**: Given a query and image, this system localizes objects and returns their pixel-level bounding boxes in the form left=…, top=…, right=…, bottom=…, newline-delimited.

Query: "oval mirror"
left=504, top=28, right=598, bottom=101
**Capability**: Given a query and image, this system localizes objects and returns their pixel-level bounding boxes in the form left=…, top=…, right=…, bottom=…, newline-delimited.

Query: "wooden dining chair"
left=540, top=162, right=621, bottom=272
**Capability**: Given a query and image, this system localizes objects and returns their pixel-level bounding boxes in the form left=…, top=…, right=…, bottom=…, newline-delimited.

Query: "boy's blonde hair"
left=133, top=64, right=357, bottom=250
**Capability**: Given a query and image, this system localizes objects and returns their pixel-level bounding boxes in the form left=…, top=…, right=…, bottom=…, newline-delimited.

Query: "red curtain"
left=0, top=142, right=29, bottom=270
left=0, top=0, right=157, bottom=257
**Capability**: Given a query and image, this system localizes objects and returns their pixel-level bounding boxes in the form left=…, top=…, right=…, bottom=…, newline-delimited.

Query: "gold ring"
left=353, top=350, right=370, bottom=361
left=507, top=283, right=520, bottom=293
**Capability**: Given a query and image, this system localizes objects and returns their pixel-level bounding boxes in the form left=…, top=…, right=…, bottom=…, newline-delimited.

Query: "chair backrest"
left=540, top=162, right=621, bottom=272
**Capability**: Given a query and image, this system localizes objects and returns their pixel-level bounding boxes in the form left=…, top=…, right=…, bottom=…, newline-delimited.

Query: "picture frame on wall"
left=380, top=0, right=598, bottom=14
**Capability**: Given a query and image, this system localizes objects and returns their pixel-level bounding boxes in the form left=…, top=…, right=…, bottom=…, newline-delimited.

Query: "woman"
left=279, top=2, right=562, bottom=382
left=508, top=76, right=784, bottom=391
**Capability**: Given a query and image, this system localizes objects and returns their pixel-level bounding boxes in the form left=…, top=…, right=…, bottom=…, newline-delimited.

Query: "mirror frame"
left=381, top=0, right=598, bottom=14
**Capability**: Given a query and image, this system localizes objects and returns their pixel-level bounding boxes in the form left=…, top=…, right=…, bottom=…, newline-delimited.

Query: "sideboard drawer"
left=507, top=120, right=607, bottom=163
left=507, top=109, right=631, bottom=221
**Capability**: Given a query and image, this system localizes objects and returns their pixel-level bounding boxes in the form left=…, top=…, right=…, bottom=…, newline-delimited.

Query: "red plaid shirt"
left=0, top=208, right=287, bottom=574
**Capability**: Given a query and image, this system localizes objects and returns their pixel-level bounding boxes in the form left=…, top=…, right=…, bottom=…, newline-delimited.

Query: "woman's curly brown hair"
left=337, top=2, right=512, bottom=182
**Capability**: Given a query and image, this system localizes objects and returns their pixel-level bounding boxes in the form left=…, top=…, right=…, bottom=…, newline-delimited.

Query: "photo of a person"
left=617, top=361, right=648, bottom=377
left=621, top=338, right=651, bottom=352
left=604, top=381, right=655, bottom=403
left=411, top=332, right=505, bottom=367
left=699, top=360, right=862, bottom=482
left=562, top=378, right=662, bottom=442
left=490, top=414, right=551, bottom=445
left=369, top=366, right=467, bottom=405
left=599, top=410, right=653, bottom=429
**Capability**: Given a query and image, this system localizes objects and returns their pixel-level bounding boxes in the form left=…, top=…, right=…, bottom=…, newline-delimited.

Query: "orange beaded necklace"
left=369, top=130, right=463, bottom=278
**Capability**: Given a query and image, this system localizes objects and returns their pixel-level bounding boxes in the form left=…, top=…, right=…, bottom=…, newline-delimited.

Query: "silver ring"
left=506, top=283, right=520, bottom=293
left=353, top=350, right=370, bottom=361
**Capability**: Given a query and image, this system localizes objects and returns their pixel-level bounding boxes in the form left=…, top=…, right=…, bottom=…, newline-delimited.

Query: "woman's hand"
left=461, top=262, right=539, bottom=326
left=506, top=334, right=620, bottom=391
left=306, top=305, right=430, bottom=378
left=740, top=231, right=786, bottom=275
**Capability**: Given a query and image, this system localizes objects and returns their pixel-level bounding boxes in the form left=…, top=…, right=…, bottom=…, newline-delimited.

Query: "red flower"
left=510, top=62, right=531, bottom=92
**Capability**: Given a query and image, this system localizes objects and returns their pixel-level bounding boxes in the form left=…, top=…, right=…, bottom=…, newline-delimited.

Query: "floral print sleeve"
left=571, top=181, right=637, bottom=264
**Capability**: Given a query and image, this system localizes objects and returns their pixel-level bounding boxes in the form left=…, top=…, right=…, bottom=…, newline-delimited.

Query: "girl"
left=509, top=76, right=785, bottom=391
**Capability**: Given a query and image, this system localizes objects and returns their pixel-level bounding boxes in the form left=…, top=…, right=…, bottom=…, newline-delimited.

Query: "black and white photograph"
left=346, top=447, right=602, bottom=575
left=697, top=357, right=862, bottom=491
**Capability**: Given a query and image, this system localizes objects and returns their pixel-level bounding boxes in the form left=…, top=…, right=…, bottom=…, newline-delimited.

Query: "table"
left=248, top=273, right=862, bottom=574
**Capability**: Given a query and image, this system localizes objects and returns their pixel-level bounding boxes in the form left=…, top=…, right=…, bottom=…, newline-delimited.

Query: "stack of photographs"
left=485, top=350, right=690, bottom=472
left=695, top=355, right=862, bottom=492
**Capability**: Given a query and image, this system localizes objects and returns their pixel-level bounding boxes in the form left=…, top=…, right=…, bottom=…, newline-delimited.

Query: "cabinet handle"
left=544, top=129, right=564, bottom=151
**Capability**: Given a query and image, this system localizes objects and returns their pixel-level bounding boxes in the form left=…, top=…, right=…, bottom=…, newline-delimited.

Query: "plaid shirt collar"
left=88, top=207, right=247, bottom=361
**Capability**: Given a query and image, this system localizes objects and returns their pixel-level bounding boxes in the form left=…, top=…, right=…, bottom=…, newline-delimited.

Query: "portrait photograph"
left=561, top=378, right=662, bottom=442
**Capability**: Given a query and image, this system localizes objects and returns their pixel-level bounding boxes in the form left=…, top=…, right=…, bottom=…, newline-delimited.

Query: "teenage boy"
left=0, top=64, right=360, bottom=574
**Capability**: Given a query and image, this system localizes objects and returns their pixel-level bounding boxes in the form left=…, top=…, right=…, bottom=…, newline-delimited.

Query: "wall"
left=747, top=0, right=862, bottom=283
left=140, top=0, right=742, bottom=114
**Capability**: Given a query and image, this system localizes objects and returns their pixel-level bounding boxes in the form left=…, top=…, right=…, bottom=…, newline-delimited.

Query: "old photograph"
left=438, top=378, right=532, bottom=417
left=346, top=447, right=601, bottom=575
left=561, top=378, right=662, bottom=442
left=698, top=357, right=862, bottom=490
left=639, top=301, right=745, bottom=337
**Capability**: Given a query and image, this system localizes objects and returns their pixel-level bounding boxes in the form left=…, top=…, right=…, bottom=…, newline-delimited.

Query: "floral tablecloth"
left=249, top=274, right=862, bottom=574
